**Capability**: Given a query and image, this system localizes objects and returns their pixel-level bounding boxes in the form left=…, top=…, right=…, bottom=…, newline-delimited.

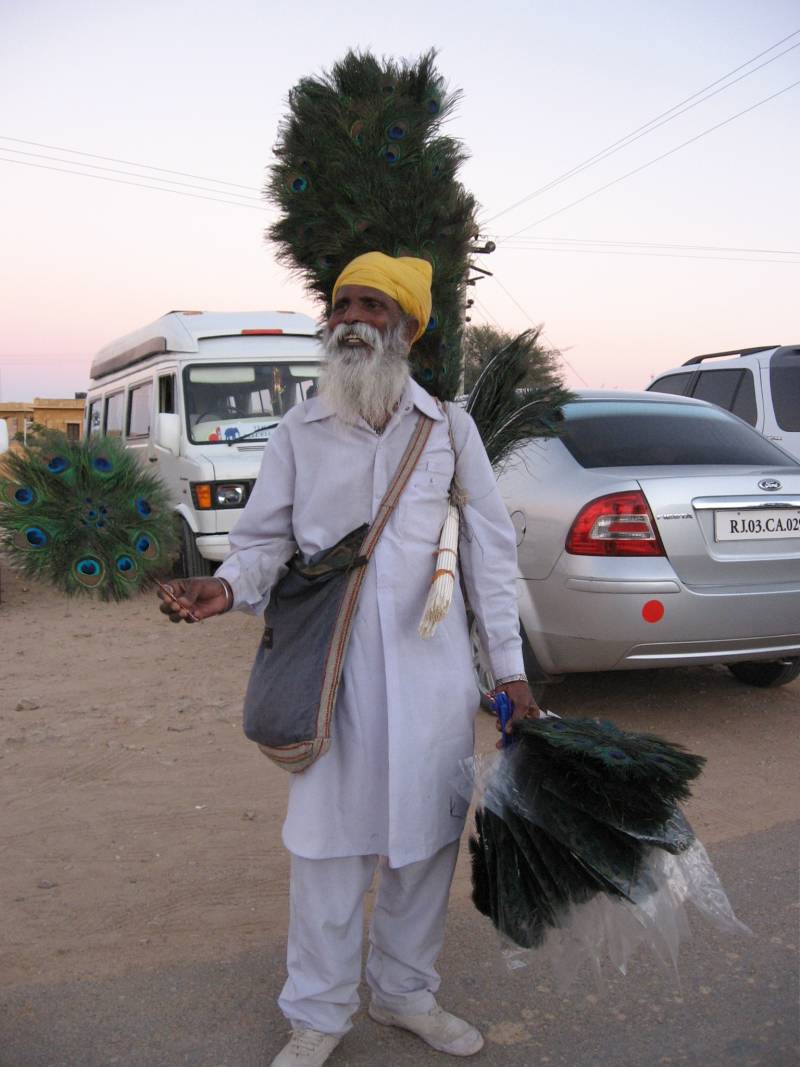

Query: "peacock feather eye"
left=14, top=526, right=49, bottom=549
left=316, top=254, right=337, bottom=270
left=115, top=554, right=138, bottom=579
left=352, top=218, right=371, bottom=235
left=382, top=78, right=397, bottom=95
left=296, top=157, right=313, bottom=172
left=424, top=93, right=442, bottom=116
left=380, top=144, right=401, bottom=165
left=425, top=312, right=439, bottom=333
left=349, top=120, right=365, bottom=144
left=386, top=120, right=408, bottom=141
left=133, top=532, right=159, bottom=560
left=135, top=497, right=152, bottom=517
left=47, top=456, right=69, bottom=474
left=73, top=556, right=105, bottom=587
left=13, top=486, right=36, bottom=506
left=287, top=173, right=309, bottom=193
left=422, top=368, right=434, bottom=383
left=605, top=748, right=632, bottom=762
left=92, top=456, right=113, bottom=474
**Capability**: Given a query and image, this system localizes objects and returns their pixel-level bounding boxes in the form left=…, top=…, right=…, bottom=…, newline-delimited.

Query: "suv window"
left=560, top=400, right=795, bottom=468
left=770, top=349, right=800, bottom=431
left=648, top=372, right=694, bottom=396
left=692, top=368, right=757, bottom=426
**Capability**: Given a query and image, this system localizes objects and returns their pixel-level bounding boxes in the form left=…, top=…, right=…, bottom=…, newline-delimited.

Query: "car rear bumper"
left=518, top=575, right=800, bottom=673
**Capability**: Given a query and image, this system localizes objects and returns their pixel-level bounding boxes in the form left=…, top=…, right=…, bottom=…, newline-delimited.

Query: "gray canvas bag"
left=242, top=414, right=434, bottom=772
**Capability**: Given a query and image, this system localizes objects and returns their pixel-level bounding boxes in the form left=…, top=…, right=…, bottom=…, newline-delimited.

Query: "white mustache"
left=328, top=322, right=382, bottom=350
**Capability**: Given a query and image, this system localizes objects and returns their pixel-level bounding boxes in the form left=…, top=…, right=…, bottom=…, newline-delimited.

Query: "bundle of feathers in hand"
left=467, top=716, right=747, bottom=981
left=0, top=429, right=176, bottom=600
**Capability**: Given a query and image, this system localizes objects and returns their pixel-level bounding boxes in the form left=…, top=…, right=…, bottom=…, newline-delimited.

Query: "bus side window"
left=87, top=398, right=103, bottom=437
left=159, top=374, right=176, bottom=413
left=127, top=380, right=154, bottom=439
left=104, top=391, right=124, bottom=437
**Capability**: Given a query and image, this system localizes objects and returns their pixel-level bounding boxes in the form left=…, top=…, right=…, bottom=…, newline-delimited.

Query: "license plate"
left=714, top=508, right=800, bottom=542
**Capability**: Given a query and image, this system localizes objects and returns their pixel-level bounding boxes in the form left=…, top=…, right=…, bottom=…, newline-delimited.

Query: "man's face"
left=327, top=285, right=416, bottom=353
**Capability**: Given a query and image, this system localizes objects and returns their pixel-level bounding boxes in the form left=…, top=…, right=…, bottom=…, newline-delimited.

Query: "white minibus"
left=86, top=310, right=321, bottom=574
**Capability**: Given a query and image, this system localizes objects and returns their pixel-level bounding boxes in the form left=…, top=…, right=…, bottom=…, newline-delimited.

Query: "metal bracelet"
left=215, top=576, right=233, bottom=613
left=495, top=673, right=528, bottom=686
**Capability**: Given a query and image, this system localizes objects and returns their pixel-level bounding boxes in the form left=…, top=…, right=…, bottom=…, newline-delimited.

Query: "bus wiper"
left=225, top=421, right=279, bottom=446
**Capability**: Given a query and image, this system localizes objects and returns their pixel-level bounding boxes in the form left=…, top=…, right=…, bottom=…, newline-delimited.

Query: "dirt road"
left=1, top=563, right=797, bottom=989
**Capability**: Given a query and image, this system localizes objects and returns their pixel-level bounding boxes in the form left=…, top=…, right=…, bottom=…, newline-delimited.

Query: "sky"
left=1, top=0, right=798, bottom=401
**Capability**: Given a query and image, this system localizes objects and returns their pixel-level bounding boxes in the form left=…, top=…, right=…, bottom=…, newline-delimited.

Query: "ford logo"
left=758, top=478, right=782, bottom=491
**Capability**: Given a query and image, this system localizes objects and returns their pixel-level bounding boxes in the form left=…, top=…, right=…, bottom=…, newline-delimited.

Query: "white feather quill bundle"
left=418, top=502, right=460, bottom=639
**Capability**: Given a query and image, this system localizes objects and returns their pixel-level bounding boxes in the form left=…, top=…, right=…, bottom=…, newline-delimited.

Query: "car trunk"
left=633, top=467, right=800, bottom=588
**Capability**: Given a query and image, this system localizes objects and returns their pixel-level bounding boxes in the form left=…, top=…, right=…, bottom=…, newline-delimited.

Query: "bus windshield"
left=183, top=362, right=321, bottom=443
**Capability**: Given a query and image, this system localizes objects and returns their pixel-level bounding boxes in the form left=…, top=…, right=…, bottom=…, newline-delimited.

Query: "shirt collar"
left=302, top=378, right=444, bottom=423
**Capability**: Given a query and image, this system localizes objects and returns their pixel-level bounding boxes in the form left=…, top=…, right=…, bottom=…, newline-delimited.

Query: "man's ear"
left=404, top=316, right=419, bottom=343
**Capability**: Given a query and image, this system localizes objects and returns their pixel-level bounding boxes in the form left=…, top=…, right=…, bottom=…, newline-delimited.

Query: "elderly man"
left=159, top=252, right=536, bottom=1067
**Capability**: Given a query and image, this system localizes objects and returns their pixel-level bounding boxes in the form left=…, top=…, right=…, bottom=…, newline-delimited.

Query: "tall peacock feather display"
left=0, top=429, right=177, bottom=600
left=267, top=48, right=572, bottom=439
left=267, top=48, right=476, bottom=403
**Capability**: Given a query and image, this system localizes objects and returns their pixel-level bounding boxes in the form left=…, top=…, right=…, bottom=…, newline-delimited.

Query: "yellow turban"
left=332, top=252, right=432, bottom=343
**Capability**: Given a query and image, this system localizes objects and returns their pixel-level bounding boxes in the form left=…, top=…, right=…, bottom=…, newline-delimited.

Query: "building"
left=0, top=396, right=86, bottom=445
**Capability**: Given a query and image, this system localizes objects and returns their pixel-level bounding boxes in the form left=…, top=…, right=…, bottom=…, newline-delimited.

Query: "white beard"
left=319, top=321, right=411, bottom=427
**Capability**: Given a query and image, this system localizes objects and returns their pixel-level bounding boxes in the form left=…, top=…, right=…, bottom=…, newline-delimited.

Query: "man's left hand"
left=490, top=680, right=541, bottom=749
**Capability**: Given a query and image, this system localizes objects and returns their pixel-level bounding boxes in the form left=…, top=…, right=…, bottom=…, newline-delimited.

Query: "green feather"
left=0, top=430, right=177, bottom=600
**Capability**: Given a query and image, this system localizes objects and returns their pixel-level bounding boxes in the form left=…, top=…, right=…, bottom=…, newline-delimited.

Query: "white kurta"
left=216, top=379, right=524, bottom=868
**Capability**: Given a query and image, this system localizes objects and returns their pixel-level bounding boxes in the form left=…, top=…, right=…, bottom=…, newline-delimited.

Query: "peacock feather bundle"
left=266, top=48, right=477, bottom=402
left=469, top=716, right=708, bottom=952
left=464, top=328, right=574, bottom=469
left=0, top=429, right=177, bottom=600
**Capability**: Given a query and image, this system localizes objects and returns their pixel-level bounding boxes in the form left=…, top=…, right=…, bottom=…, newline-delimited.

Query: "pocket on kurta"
left=398, top=464, right=452, bottom=543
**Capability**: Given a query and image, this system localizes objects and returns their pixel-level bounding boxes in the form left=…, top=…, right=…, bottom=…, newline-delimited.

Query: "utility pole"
left=460, top=238, right=496, bottom=393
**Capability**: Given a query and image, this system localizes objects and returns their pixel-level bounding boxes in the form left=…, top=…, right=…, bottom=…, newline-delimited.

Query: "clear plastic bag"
left=456, top=715, right=750, bottom=990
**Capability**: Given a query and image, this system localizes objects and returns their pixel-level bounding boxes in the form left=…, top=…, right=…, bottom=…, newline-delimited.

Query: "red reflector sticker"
left=241, top=329, right=283, bottom=335
left=642, top=600, right=665, bottom=623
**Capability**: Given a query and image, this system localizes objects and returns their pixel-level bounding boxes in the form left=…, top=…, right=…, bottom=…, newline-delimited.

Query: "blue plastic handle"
left=492, top=691, right=514, bottom=747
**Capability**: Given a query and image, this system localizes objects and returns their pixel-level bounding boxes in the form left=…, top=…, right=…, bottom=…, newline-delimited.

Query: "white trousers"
left=278, top=840, right=460, bottom=1036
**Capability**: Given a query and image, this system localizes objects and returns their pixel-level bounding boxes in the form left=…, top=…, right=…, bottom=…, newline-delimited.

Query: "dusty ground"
left=1, top=562, right=798, bottom=990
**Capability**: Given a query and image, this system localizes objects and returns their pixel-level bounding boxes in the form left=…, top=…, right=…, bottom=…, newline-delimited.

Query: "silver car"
left=475, top=390, right=800, bottom=696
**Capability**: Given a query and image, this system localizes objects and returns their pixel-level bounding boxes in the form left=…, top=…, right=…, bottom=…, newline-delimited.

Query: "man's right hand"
left=157, top=577, right=231, bottom=623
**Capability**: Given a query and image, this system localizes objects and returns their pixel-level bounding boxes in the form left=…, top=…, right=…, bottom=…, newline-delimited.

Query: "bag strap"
left=357, top=413, right=435, bottom=560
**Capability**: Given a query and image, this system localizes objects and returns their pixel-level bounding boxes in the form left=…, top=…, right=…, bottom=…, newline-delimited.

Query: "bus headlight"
left=215, top=483, right=247, bottom=507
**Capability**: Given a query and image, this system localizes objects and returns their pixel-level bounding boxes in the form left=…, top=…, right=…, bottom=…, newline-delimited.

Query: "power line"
left=482, top=29, right=800, bottom=226
left=490, top=236, right=800, bottom=256
left=501, top=77, right=800, bottom=240
left=494, top=246, right=799, bottom=265
left=471, top=297, right=503, bottom=330
left=0, top=155, right=268, bottom=210
left=2, top=147, right=264, bottom=201
left=490, top=275, right=589, bottom=387
left=0, top=134, right=262, bottom=192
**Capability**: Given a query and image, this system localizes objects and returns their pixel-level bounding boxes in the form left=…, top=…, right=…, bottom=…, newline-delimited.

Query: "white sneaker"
left=368, top=1001, right=484, bottom=1056
left=270, top=1028, right=341, bottom=1067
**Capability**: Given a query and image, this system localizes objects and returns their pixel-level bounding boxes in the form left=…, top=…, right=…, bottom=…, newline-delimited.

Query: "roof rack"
left=682, top=345, right=780, bottom=366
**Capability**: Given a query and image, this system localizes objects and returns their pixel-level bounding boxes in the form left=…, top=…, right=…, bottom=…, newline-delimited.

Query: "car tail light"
left=566, top=491, right=665, bottom=556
